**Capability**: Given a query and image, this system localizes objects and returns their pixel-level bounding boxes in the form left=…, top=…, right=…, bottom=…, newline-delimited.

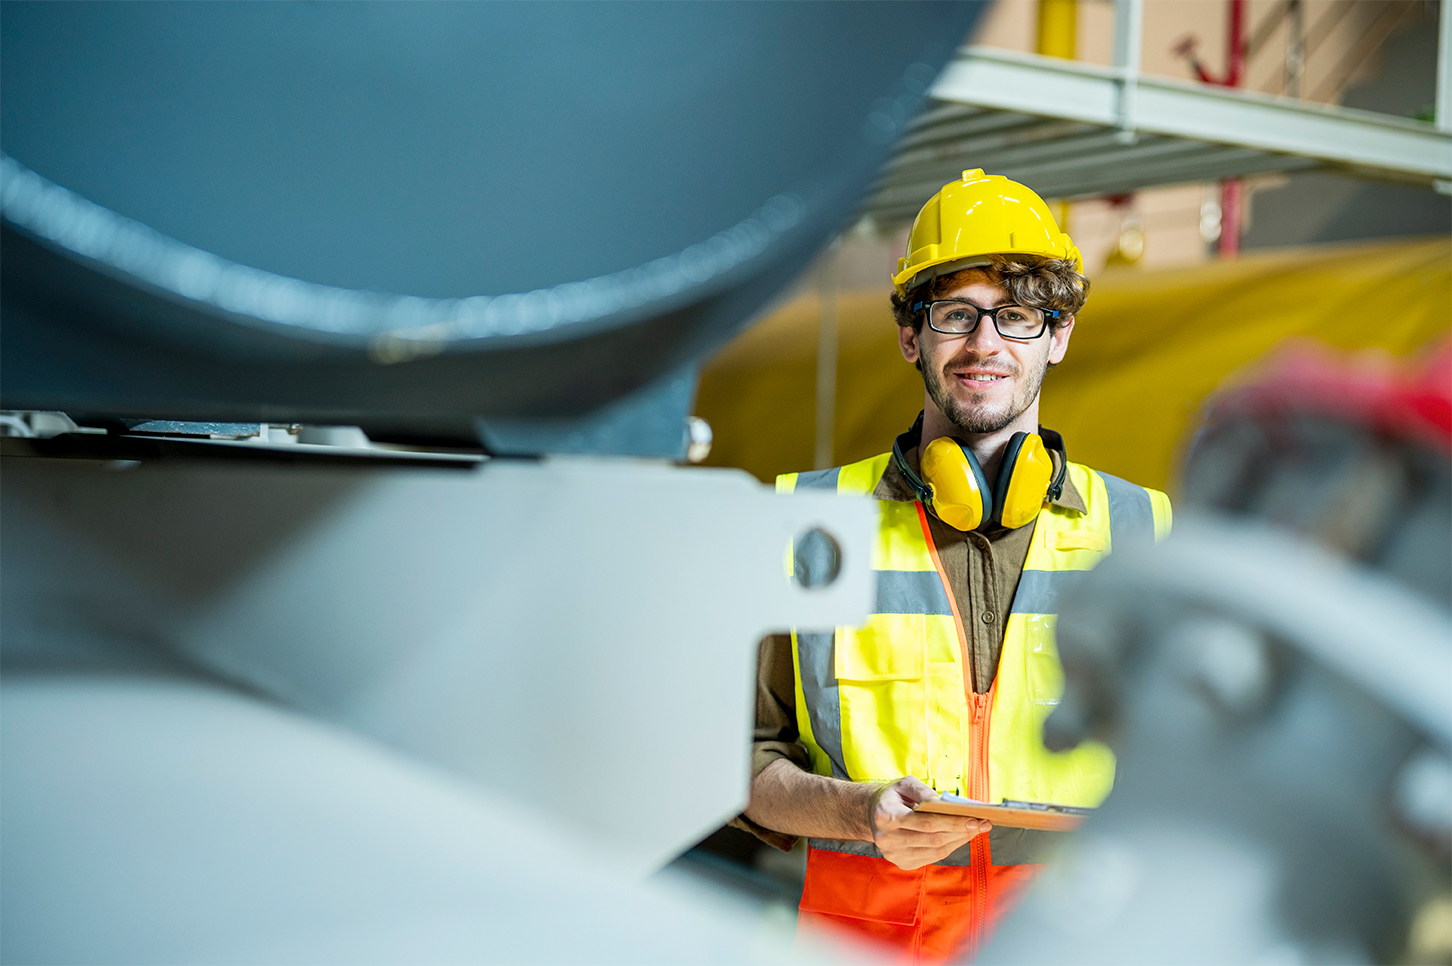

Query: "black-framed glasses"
left=909, top=298, right=1060, bottom=340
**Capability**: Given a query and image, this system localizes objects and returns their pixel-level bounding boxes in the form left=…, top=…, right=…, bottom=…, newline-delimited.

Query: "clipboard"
left=913, top=793, right=1093, bottom=832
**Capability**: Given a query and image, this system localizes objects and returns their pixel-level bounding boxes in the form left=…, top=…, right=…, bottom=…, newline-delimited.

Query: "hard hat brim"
left=892, top=248, right=1085, bottom=296
left=895, top=256, right=992, bottom=295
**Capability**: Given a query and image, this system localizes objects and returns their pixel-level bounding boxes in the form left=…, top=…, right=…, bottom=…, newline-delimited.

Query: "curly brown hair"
left=890, top=255, right=1089, bottom=332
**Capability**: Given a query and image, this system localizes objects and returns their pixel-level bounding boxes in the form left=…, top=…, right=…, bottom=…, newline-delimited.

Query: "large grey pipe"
left=0, top=1, right=985, bottom=456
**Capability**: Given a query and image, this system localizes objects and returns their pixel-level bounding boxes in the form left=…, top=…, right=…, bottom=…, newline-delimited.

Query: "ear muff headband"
left=892, top=415, right=936, bottom=504
left=1038, top=428, right=1068, bottom=503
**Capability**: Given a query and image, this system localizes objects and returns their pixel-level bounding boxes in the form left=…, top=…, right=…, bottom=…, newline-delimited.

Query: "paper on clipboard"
left=913, top=793, right=1093, bottom=832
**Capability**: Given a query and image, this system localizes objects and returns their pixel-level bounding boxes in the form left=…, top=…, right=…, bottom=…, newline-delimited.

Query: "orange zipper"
left=916, top=501, right=998, bottom=952
left=970, top=686, right=995, bottom=949
left=968, top=688, right=993, bottom=801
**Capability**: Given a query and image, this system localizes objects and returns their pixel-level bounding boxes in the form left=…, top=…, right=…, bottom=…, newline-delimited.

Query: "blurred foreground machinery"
left=6, top=5, right=1450, bottom=965
left=983, top=343, right=1452, bottom=966
left=0, top=3, right=985, bottom=963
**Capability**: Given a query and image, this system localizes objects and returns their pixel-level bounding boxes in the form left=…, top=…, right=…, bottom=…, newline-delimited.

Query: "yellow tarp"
left=694, top=236, right=1450, bottom=492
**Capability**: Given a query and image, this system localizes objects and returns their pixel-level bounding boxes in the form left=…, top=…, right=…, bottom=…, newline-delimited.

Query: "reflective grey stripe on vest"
left=808, top=837, right=886, bottom=860
left=810, top=837, right=977, bottom=865
left=987, top=826, right=1066, bottom=865
left=1098, top=471, right=1154, bottom=553
left=875, top=570, right=953, bottom=615
left=809, top=826, right=1064, bottom=868
left=1009, top=568, right=1084, bottom=615
left=795, top=467, right=841, bottom=491
left=797, top=631, right=849, bottom=779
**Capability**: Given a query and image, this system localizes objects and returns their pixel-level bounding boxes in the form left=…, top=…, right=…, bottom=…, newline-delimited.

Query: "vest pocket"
left=835, top=615, right=930, bottom=781
left=835, top=615, right=926, bottom=681
left=1050, top=529, right=1106, bottom=552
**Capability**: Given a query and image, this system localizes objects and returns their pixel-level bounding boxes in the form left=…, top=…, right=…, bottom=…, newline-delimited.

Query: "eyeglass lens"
left=930, top=301, right=1046, bottom=338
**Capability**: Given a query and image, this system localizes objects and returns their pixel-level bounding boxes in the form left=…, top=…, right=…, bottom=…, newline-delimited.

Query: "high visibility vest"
left=777, top=452, right=1170, bottom=963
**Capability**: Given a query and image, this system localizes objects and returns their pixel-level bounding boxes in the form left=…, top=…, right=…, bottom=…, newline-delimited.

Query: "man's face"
left=898, top=272, right=1074, bottom=435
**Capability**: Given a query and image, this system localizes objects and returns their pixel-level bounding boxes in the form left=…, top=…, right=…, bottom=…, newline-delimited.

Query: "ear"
left=1047, top=315, right=1075, bottom=366
left=898, top=324, right=921, bottom=366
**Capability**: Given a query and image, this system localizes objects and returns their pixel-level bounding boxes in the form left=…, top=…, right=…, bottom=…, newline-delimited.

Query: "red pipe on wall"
left=1218, top=0, right=1246, bottom=257
left=1226, top=0, right=1246, bottom=87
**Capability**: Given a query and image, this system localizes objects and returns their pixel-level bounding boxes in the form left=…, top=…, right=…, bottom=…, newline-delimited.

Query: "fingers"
left=876, top=820, right=980, bottom=850
left=890, top=776, right=939, bottom=807
left=871, top=776, right=942, bottom=829
left=876, top=822, right=993, bottom=869
left=873, top=776, right=950, bottom=828
left=889, top=832, right=974, bottom=854
left=873, top=777, right=993, bottom=845
left=871, top=779, right=994, bottom=870
left=877, top=833, right=976, bottom=870
left=879, top=809, right=991, bottom=835
left=893, top=811, right=980, bottom=833
left=872, top=787, right=917, bottom=825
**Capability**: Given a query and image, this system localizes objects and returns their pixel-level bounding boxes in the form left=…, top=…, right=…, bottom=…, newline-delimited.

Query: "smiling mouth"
left=955, top=372, right=1009, bottom=384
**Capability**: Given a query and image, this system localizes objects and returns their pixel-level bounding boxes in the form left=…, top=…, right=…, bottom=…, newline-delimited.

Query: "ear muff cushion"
left=993, top=432, right=1026, bottom=520
left=996, top=432, right=1054, bottom=529
left=921, top=436, right=991, bottom=531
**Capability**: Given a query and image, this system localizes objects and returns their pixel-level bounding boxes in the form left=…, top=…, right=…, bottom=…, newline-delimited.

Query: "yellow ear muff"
left=997, top=433, right=1054, bottom=529
left=920, top=436, right=990, bottom=531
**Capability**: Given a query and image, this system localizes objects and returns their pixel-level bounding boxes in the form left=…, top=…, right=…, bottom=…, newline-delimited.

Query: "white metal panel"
left=1, top=455, right=877, bottom=876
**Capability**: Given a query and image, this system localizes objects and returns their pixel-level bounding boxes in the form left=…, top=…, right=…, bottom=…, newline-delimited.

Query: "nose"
left=957, top=312, right=1008, bottom=354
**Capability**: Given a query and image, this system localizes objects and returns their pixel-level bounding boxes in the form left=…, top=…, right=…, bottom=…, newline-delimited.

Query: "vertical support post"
left=1286, top=0, right=1305, bottom=99
left=1218, top=0, right=1247, bottom=257
left=1438, top=0, right=1451, bottom=133
left=1037, top=0, right=1078, bottom=60
left=1113, top=0, right=1144, bottom=75
left=1113, top=0, right=1144, bottom=139
left=814, top=241, right=838, bottom=471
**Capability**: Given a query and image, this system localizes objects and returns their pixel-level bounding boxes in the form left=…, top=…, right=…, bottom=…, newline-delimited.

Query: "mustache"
left=940, top=354, right=1021, bottom=379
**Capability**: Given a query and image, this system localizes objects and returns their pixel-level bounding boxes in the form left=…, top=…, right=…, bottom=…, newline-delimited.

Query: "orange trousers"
left=798, top=840, right=1039, bottom=964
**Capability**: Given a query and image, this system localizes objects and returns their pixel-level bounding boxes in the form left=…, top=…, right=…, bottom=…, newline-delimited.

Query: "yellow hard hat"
left=892, top=169, right=1083, bottom=295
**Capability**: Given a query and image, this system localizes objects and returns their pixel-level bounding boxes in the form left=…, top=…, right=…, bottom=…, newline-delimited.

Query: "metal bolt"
left=685, top=417, right=713, bottom=464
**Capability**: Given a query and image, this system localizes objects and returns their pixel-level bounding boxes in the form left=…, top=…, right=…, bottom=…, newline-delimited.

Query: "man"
left=733, top=170, right=1172, bottom=962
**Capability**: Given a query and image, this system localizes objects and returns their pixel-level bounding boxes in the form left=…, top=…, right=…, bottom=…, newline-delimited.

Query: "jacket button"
left=981, top=612, right=995, bottom=623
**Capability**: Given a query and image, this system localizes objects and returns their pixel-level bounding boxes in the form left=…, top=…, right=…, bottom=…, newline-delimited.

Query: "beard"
left=921, top=346, right=1050, bottom=435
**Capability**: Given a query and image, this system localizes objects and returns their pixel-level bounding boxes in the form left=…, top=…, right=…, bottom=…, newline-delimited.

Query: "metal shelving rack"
left=865, top=0, right=1452, bottom=225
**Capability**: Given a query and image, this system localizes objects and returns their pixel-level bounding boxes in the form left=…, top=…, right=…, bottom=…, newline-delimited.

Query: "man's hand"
left=743, top=760, right=989, bottom=870
left=870, top=777, right=991, bottom=871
